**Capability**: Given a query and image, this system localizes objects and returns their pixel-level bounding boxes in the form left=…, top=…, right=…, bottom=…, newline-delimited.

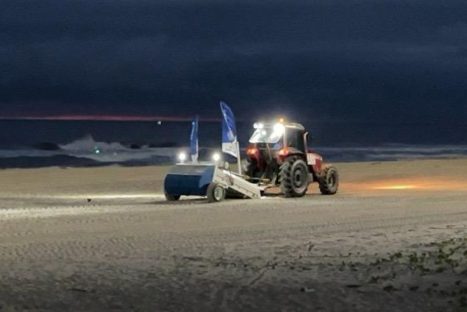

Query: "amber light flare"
left=367, top=177, right=467, bottom=191
left=246, top=147, right=258, bottom=155
left=278, top=147, right=289, bottom=157
left=372, top=184, right=418, bottom=190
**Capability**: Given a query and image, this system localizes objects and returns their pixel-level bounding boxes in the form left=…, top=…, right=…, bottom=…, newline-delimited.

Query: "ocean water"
left=0, top=120, right=466, bottom=168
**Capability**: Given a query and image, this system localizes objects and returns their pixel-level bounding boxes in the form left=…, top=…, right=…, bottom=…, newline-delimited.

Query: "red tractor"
left=244, top=120, right=338, bottom=197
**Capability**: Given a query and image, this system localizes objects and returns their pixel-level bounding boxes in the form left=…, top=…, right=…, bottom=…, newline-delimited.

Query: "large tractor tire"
left=207, top=182, right=226, bottom=202
left=319, top=166, right=339, bottom=195
left=280, top=157, right=309, bottom=198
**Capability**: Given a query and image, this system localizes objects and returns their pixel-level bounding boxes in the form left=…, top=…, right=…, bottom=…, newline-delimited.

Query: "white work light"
left=272, top=123, right=285, bottom=136
left=253, top=122, right=264, bottom=129
left=178, top=152, right=187, bottom=163
left=212, top=152, right=221, bottom=162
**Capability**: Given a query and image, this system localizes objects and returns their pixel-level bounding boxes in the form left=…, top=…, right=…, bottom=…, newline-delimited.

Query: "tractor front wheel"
left=319, top=166, right=339, bottom=195
left=280, top=157, right=309, bottom=197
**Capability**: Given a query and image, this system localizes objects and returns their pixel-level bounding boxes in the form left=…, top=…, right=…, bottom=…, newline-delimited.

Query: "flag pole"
left=236, top=141, right=242, bottom=175
left=219, top=101, right=242, bottom=174
left=190, top=115, right=199, bottom=163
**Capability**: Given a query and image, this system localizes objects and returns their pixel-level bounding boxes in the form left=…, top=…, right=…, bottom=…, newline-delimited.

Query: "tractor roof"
left=284, top=122, right=305, bottom=130
left=253, top=121, right=305, bottom=131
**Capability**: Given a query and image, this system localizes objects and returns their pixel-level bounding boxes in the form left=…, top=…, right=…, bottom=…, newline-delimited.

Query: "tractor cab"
left=244, top=119, right=338, bottom=197
left=247, top=121, right=308, bottom=164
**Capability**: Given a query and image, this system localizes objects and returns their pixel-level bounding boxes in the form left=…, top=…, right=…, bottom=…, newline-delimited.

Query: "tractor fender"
left=277, top=147, right=305, bottom=163
left=306, top=152, right=323, bottom=174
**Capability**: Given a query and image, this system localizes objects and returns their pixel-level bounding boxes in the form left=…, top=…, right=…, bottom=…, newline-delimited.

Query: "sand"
left=0, top=159, right=466, bottom=311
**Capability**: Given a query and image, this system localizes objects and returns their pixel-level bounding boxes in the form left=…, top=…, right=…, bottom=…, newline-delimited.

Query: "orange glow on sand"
left=341, top=177, right=467, bottom=193
left=367, top=177, right=467, bottom=191
left=373, top=184, right=418, bottom=190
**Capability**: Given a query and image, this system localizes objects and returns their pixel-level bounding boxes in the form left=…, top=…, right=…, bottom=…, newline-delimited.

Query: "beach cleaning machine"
left=163, top=102, right=262, bottom=202
left=164, top=162, right=261, bottom=202
left=163, top=102, right=338, bottom=202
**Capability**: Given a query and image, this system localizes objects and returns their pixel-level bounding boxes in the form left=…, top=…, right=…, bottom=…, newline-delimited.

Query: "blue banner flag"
left=190, top=115, right=199, bottom=162
left=220, top=101, right=239, bottom=158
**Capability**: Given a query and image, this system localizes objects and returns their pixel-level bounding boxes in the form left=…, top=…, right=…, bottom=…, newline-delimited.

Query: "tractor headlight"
left=253, top=122, right=264, bottom=129
left=272, top=123, right=285, bottom=136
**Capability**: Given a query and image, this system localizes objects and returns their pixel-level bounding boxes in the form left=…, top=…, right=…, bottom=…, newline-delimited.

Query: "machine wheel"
left=207, top=183, right=226, bottom=202
left=319, top=166, right=339, bottom=195
left=280, top=157, right=309, bottom=198
left=165, top=192, right=181, bottom=201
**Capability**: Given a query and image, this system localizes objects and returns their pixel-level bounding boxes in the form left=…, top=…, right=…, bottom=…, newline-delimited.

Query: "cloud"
left=0, top=0, right=466, bottom=124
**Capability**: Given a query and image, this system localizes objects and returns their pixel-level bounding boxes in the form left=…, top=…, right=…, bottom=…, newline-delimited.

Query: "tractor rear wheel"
left=319, top=166, right=339, bottom=195
left=207, top=182, right=226, bottom=202
left=280, top=157, right=309, bottom=197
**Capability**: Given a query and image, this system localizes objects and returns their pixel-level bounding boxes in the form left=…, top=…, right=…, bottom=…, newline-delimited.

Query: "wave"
left=33, top=142, right=61, bottom=151
left=0, top=136, right=467, bottom=168
left=0, top=135, right=178, bottom=168
left=317, top=145, right=467, bottom=162
left=0, top=155, right=104, bottom=169
left=59, top=134, right=126, bottom=153
left=58, top=135, right=179, bottom=163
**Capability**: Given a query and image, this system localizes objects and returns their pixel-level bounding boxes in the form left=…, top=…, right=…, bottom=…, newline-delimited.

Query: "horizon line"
left=0, top=114, right=221, bottom=122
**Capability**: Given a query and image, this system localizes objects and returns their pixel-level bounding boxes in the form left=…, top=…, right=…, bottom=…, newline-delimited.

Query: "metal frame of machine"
left=163, top=162, right=262, bottom=203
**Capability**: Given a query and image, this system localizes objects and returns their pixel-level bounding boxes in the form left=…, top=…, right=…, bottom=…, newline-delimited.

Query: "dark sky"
left=1, top=0, right=466, bottom=127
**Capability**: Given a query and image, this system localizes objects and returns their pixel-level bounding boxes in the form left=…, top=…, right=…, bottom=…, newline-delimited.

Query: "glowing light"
left=178, top=152, right=187, bottom=163
left=278, top=147, right=289, bottom=157
left=346, top=177, right=467, bottom=193
left=51, top=194, right=165, bottom=199
left=254, top=122, right=264, bottom=129
left=273, top=123, right=285, bottom=136
left=373, top=184, right=417, bottom=190
left=247, top=147, right=258, bottom=155
left=212, top=152, right=221, bottom=162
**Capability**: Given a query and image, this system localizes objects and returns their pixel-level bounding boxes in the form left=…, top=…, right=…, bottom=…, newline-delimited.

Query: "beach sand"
left=0, top=159, right=466, bottom=311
